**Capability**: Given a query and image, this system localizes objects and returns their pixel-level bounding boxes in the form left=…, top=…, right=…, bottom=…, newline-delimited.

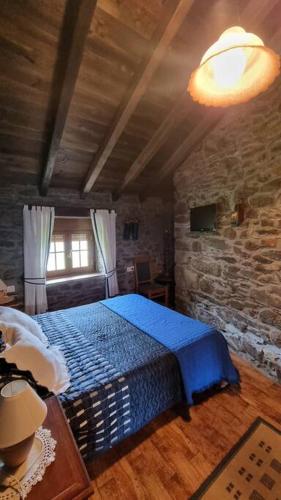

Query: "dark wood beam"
left=81, top=0, right=195, bottom=194
left=241, top=0, right=280, bottom=28
left=115, top=91, right=187, bottom=198
left=270, top=24, right=281, bottom=52
left=156, top=110, right=224, bottom=182
left=40, top=0, right=96, bottom=195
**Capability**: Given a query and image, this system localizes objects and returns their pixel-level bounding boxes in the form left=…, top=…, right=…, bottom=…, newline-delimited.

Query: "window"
left=47, top=218, right=96, bottom=278
left=72, top=233, right=89, bottom=269
left=48, top=235, right=66, bottom=272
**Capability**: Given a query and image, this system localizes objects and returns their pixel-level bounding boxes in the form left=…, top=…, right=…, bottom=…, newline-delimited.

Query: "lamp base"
left=0, top=433, right=35, bottom=468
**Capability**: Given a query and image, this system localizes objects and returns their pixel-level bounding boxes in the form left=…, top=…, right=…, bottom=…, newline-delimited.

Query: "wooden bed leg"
left=182, top=407, right=191, bottom=422
left=176, top=402, right=191, bottom=422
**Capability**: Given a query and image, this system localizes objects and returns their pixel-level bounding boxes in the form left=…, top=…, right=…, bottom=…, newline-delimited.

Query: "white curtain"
left=90, top=209, right=119, bottom=298
left=23, top=205, right=55, bottom=315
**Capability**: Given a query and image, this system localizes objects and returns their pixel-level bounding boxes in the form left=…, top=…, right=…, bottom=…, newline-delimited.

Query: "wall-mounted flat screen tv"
left=190, top=204, right=216, bottom=232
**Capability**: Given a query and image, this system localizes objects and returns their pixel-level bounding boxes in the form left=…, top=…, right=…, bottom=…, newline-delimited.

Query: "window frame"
left=47, top=220, right=96, bottom=279
left=47, top=234, right=66, bottom=276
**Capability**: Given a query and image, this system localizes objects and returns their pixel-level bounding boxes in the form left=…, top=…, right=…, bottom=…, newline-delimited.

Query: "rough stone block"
left=207, top=238, right=227, bottom=251
left=182, top=269, right=198, bottom=290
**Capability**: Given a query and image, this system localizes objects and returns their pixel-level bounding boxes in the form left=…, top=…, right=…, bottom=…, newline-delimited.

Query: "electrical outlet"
left=7, top=285, right=15, bottom=294
left=126, top=266, right=134, bottom=272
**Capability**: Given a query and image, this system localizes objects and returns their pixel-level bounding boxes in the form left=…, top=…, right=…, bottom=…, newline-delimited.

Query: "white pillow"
left=0, top=306, right=48, bottom=345
left=0, top=323, right=70, bottom=395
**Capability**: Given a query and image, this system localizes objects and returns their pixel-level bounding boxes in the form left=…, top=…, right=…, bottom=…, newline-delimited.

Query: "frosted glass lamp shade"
left=0, top=380, right=47, bottom=449
left=188, top=26, right=280, bottom=107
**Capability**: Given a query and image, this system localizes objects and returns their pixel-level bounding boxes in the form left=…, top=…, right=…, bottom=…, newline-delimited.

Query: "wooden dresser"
left=28, top=396, right=93, bottom=500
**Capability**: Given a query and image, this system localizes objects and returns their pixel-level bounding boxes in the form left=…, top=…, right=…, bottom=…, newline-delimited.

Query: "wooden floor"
left=87, top=354, right=281, bottom=499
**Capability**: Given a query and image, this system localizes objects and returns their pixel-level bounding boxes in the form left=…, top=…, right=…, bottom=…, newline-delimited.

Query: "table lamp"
left=0, top=380, right=47, bottom=467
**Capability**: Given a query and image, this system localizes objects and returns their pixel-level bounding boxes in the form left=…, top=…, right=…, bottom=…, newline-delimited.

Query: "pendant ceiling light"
left=188, top=26, right=280, bottom=107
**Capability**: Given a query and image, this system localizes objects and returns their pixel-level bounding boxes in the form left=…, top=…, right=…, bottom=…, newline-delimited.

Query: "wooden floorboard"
left=87, top=354, right=281, bottom=499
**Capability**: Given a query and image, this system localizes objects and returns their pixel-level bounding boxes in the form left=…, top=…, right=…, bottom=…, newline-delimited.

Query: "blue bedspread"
left=102, top=294, right=239, bottom=404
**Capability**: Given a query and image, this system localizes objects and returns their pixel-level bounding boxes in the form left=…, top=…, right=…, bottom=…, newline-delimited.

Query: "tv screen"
left=190, top=204, right=216, bottom=232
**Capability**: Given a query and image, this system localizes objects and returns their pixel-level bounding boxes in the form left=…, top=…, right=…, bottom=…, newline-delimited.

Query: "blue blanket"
left=102, top=294, right=239, bottom=404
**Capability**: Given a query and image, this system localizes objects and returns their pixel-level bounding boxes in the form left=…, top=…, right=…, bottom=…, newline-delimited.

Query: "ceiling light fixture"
left=188, top=26, right=280, bottom=107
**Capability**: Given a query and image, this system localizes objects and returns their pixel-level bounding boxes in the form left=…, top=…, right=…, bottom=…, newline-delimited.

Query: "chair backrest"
left=134, top=256, right=152, bottom=290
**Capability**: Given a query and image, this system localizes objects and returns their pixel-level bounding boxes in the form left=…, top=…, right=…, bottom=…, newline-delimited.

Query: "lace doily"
left=0, top=427, right=56, bottom=499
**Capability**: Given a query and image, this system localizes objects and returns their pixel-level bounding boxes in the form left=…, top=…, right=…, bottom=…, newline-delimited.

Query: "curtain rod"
left=56, top=210, right=116, bottom=218
left=25, top=206, right=115, bottom=210
left=55, top=216, right=91, bottom=219
left=26, top=205, right=116, bottom=214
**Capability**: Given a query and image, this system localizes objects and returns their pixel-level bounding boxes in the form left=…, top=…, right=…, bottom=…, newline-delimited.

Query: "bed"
left=32, top=294, right=239, bottom=462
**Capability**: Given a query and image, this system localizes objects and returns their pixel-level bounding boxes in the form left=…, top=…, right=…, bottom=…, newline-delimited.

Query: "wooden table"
left=28, top=396, right=93, bottom=500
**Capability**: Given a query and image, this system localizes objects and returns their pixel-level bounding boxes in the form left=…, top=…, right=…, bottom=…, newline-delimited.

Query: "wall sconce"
left=123, top=220, right=139, bottom=240
left=231, top=204, right=244, bottom=226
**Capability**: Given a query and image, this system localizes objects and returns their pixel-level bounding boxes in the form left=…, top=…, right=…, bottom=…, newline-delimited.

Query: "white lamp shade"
left=0, top=380, right=47, bottom=448
left=188, top=26, right=280, bottom=107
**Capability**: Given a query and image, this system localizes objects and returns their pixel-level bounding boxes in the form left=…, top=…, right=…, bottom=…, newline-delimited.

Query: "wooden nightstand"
left=28, top=396, right=93, bottom=500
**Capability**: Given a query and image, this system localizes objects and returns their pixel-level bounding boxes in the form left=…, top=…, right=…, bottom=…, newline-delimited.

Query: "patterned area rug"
left=191, top=418, right=281, bottom=499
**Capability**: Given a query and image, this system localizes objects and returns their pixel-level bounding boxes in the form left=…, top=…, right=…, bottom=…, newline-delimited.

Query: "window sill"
left=47, top=273, right=104, bottom=286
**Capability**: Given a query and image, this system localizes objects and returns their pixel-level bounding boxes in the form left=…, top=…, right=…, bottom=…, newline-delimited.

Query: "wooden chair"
left=134, top=256, right=168, bottom=306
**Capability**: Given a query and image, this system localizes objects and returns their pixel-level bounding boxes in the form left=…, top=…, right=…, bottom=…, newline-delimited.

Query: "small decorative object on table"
left=0, top=380, right=56, bottom=499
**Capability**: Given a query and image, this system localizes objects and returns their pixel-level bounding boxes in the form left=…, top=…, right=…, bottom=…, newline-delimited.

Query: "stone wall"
left=0, top=184, right=172, bottom=310
left=174, top=79, right=281, bottom=381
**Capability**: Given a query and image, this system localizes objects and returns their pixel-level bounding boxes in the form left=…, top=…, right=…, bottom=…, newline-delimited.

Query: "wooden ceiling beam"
left=81, top=0, right=195, bottom=194
left=156, top=110, right=224, bottom=182
left=114, top=91, right=187, bottom=198
left=241, top=0, right=280, bottom=28
left=270, top=25, right=281, bottom=52
left=40, top=0, right=97, bottom=195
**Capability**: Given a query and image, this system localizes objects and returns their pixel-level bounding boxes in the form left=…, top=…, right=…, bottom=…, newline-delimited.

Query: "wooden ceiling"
left=0, top=0, right=281, bottom=198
